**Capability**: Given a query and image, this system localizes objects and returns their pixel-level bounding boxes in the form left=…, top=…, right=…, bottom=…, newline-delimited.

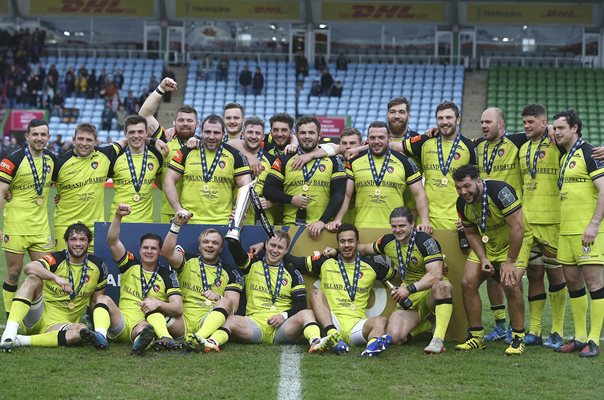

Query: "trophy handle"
left=225, top=179, right=257, bottom=243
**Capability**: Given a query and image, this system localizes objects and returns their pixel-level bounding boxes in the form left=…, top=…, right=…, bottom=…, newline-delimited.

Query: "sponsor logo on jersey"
left=423, top=238, right=440, bottom=255
left=272, top=158, right=282, bottom=172
left=173, top=150, right=184, bottom=163
left=0, top=159, right=15, bottom=174
left=43, top=253, right=56, bottom=265
left=583, top=245, right=591, bottom=254
left=497, top=186, right=516, bottom=207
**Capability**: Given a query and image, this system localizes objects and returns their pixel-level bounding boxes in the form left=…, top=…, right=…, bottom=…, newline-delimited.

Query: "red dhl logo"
left=350, top=5, right=415, bottom=19
left=0, top=160, right=14, bottom=174
left=57, top=0, right=129, bottom=13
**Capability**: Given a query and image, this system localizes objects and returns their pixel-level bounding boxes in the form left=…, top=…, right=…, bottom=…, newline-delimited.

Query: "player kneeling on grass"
left=82, top=204, right=184, bottom=355
left=290, top=224, right=397, bottom=357
left=1, top=223, right=108, bottom=351
left=357, top=207, right=452, bottom=354
left=202, top=230, right=337, bottom=353
left=160, top=211, right=244, bottom=352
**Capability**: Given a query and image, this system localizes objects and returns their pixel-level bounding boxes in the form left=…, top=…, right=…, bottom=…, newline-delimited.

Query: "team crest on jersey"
left=215, top=280, right=222, bottom=287
left=359, top=271, right=365, bottom=279
left=91, top=161, right=99, bottom=169
left=153, top=284, right=161, bottom=292
left=387, top=166, right=395, bottom=174
left=538, top=151, right=546, bottom=159
left=583, top=245, right=591, bottom=255
left=282, top=278, right=289, bottom=286
left=497, top=187, right=516, bottom=207
left=3, top=234, right=8, bottom=243
left=497, top=149, right=505, bottom=157
left=45, top=164, right=52, bottom=173
left=219, top=160, right=226, bottom=169
left=569, top=161, right=576, bottom=169
left=319, top=164, right=326, bottom=173
left=454, top=152, right=461, bottom=160
left=148, top=163, right=154, bottom=171
left=411, top=256, right=419, bottom=265
left=423, top=238, right=440, bottom=255
left=84, top=275, right=90, bottom=283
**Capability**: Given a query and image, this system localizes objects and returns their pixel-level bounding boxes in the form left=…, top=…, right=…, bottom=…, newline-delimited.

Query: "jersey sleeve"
left=507, top=133, right=529, bottom=149
left=0, top=150, right=24, bottom=185
left=38, top=251, right=65, bottom=273
left=158, top=266, right=181, bottom=297
left=582, top=145, right=604, bottom=181
left=489, top=181, right=522, bottom=217
left=460, top=136, right=478, bottom=165
left=330, top=155, right=346, bottom=180
left=267, top=154, right=288, bottom=182
left=365, top=257, right=396, bottom=282
left=97, top=142, right=122, bottom=160
left=116, top=251, right=139, bottom=274
left=456, top=197, right=473, bottom=227
left=392, top=152, right=422, bottom=185
left=373, top=234, right=396, bottom=255
left=415, top=232, right=444, bottom=265
left=404, top=134, right=428, bottom=160
left=288, top=254, right=326, bottom=276
left=224, top=265, right=244, bottom=293
left=148, top=145, right=164, bottom=169
left=89, top=255, right=109, bottom=290
left=224, top=144, right=251, bottom=177
left=168, top=147, right=189, bottom=175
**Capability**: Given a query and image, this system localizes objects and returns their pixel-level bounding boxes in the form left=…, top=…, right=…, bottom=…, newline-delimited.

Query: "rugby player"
left=223, top=102, right=244, bottom=142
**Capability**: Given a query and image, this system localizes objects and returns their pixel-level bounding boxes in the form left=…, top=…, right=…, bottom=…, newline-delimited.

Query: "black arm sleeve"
left=285, top=289, right=307, bottom=317
left=263, top=174, right=294, bottom=204
left=320, top=177, right=346, bottom=223
left=226, top=239, right=251, bottom=269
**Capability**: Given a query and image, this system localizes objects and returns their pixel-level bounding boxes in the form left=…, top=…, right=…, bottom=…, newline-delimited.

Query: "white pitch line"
left=277, top=345, right=302, bottom=400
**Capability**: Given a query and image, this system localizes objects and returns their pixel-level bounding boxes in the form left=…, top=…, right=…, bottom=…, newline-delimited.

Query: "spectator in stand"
left=101, top=101, right=115, bottom=131
left=50, top=134, right=63, bottom=156
left=295, top=51, right=309, bottom=81
left=123, top=90, right=140, bottom=114
left=76, top=71, right=88, bottom=98
left=320, top=68, right=334, bottom=96
left=217, top=56, right=229, bottom=81
left=239, top=65, right=252, bottom=95
left=51, top=89, right=65, bottom=118
left=87, top=69, right=97, bottom=99
left=114, top=68, right=124, bottom=90
left=199, top=54, right=213, bottom=80
left=330, top=81, right=343, bottom=97
left=47, top=64, right=59, bottom=87
left=114, top=104, right=128, bottom=131
left=315, top=55, right=327, bottom=70
left=252, top=67, right=264, bottom=96
left=64, top=68, right=76, bottom=97
left=97, top=69, right=106, bottom=97
left=0, top=137, right=10, bottom=159
left=4, top=79, right=16, bottom=108
left=336, top=53, right=348, bottom=71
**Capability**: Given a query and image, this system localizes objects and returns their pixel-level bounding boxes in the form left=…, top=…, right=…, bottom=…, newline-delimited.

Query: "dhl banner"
left=175, top=0, right=300, bottom=20
left=466, top=2, right=594, bottom=25
left=29, top=0, right=154, bottom=17
left=95, top=223, right=468, bottom=340
left=321, top=2, right=448, bottom=22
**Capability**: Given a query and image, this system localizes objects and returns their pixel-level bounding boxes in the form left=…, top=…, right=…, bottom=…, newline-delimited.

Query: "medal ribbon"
left=336, top=253, right=361, bottom=302
left=140, top=265, right=159, bottom=299
left=470, top=181, right=489, bottom=235
left=483, top=133, right=507, bottom=175
left=558, top=138, right=584, bottom=190
left=368, top=148, right=391, bottom=188
left=299, top=149, right=322, bottom=183
left=262, top=258, right=285, bottom=305
left=23, top=145, right=47, bottom=197
left=66, top=251, right=89, bottom=301
left=125, top=146, right=148, bottom=194
left=198, top=257, right=223, bottom=292
left=200, top=142, right=224, bottom=183
left=395, top=229, right=417, bottom=282
left=437, top=133, right=461, bottom=177
left=526, top=131, right=548, bottom=179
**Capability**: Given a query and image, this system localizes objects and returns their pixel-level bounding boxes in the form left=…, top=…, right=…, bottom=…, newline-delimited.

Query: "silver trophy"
left=225, top=179, right=257, bottom=243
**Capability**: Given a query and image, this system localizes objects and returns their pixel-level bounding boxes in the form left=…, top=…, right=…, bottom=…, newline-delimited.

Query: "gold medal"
left=441, top=177, right=448, bottom=185
left=204, top=299, right=212, bottom=307
left=349, top=303, right=357, bottom=311
left=67, top=301, right=75, bottom=310
left=302, top=183, right=310, bottom=192
left=35, top=197, right=44, bottom=206
left=270, top=304, right=277, bottom=311
left=203, top=184, right=210, bottom=191
left=375, top=188, right=381, bottom=196
left=482, top=235, right=489, bottom=244
left=132, top=194, right=141, bottom=202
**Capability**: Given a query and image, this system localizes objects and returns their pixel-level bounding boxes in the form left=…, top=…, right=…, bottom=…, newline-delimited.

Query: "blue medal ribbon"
left=23, top=146, right=47, bottom=197
left=558, top=138, right=584, bottom=190
left=200, top=142, right=224, bottom=183
left=437, top=133, right=461, bottom=178
left=125, top=146, right=148, bottom=194
left=395, top=229, right=417, bottom=282
left=526, top=131, right=548, bottom=179
left=198, top=257, right=223, bottom=291
left=470, top=181, right=489, bottom=235
left=140, top=265, right=159, bottom=299
left=262, top=258, right=285, bottom=306
left=368, top=148, right=391, bottom=188
left=336, top=253, right=361, bottom=302
left=66, top=251, right=89, bottom=302
left=299, top=149, right=322, bottom=184
left=483, top=133, right=507, bottom=175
